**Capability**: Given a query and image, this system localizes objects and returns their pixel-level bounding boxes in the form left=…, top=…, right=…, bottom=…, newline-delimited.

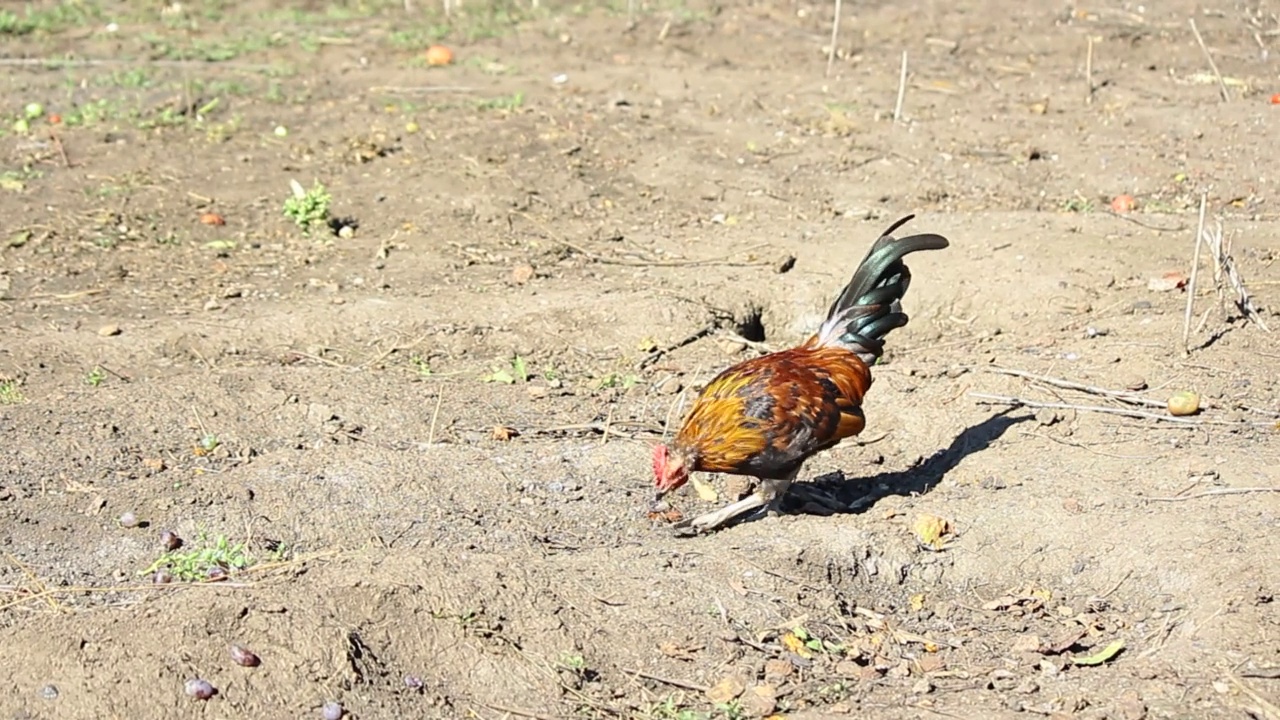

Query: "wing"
left=676, top=347, right=872, bottom=479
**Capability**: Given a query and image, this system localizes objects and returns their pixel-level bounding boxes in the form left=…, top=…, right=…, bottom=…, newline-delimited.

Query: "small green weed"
left=410, top=355, right=433, bottom=378
left=283, top=179, right=332, bottom=236
left=790, top=624, right=844, bottom=654
left=595, top=372, right=638, bottom=390
left=0, top=379, right=24, bottom=404
left=85, top=367, right=106, bottom=387
left=477, top=92, right=524, bottom=112
left=141, top=533, right=256, bottom=581
left=482, top=355, right=528, bottom=384
left=649, top=696, right=717, bottom=720
left=1062, top=194, right=1094, bottom=213
left=558, top=652, right=586, bottom=671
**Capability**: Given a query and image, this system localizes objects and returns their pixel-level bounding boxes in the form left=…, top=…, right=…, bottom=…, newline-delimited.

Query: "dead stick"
left=893, top=50, right=908, bottom=123
left=1228, top=675, right=1280, bottom=720
left=600, top=405, right=615, bottom=446
left=1145, top=487, right=1279, bottom=503
left=977, top=366, right=1168, bottom=408
left=622, top=667, right=709, bottom=693
left=369, top=85, right=476, bottom=94
left=637, top=326, right=714, bottom=370
left=1099, top=569, right=1133, bottom=599
left=50, top=132, right=72, bottom=167
left=969, top=392, right=1269, bottom=428
left=479, top=702, right=560, bottom=720
left=1084, top=36, right=1094, bottom=104
left=427, top=391, right=444, bottom=445
left=1188, top=19, right=1231, bottom=102
left=825, top=0, right=843, bottom=78
left=1182, top=192, right=1207, bottom=354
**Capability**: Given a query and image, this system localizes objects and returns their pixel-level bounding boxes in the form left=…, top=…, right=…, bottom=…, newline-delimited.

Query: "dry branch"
left=825, top=0, right=843, bottom=78
left=1145, top=487, right=1279, bottom=502
left=969, top=393, right=1272, bottom=428
left=976, top=366, right=1168, bottom=409
left=1188, top=18, right=1231, bottom=102
left=893, top=51, right=908, bottom=123
left=1182, top=192, right=1207, bottom=354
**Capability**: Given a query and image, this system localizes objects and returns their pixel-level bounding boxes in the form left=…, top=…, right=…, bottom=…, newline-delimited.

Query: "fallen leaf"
left=1011, top=634, right=1044, bottom=654
left=911, top=513, right=954, bottom=549
left=199, top=212, right=226, bottom=226
left=510, top=264, right=535, bottom=284
left=1070, top=639, right=1125, bottom=666
left=739, top=685, right=777, bottom=716
left=691, top=476, right=718, bottom=502
left=781, top=631, right=813, bottom=659
left=705, top=676, right=746, bottom=705
left=916, top=653, right=947, bottom=673
left=1046, top=627, right=1087, bottom=654
left=646, top=508, right=683, bottom=523
left=491, top=425, right=519, bottom=441
left=658, top=640, right=703, bottom=661
left=763, top=659, right=793, bottom=681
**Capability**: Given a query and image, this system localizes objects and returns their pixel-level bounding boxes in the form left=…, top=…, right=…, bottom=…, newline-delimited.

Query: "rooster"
left=651, top=215, right=949, bottom=532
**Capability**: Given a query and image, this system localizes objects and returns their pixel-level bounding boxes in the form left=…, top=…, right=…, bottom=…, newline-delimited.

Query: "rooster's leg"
left=682, top=471, right=797, bottom=532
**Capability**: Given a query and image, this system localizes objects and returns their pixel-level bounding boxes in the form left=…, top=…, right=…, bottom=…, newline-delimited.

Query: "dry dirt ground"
left=2, top=0, right=1279, bottom=718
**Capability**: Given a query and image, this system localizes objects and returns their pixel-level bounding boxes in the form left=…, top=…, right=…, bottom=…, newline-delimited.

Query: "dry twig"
left=636, top=326, right=714, bottom=370
left=970, top=393, right=1271, bottom=428
left=368, top=85, right=476, bottom=94
left=893, top=51, right=909, bottom=123
left=1084, top=36, right=1095, bottom=104
left=1183, top=192, right=1208, bottom=354
left=1145, top=487, right=1279, bottom=503
left=977, top=366, right=1168, bottom=409
left=1201, top=220, right=1270, bottom=332
left=623, top=667, right=709, bottom=693
left=1188, top=18, right=1231, bottom=102
left=825, top=0, right=843, bottom=78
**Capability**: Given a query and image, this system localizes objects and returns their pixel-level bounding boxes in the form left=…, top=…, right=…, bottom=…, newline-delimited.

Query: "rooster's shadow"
left=780, top=409, right=1030, bottom=517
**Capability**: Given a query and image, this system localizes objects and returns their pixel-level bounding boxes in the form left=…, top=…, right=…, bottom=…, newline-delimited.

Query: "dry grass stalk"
left=825, top=0, right=843, bottom=78
left=893, top=51, right=908, bottom=123
left=1182, top=192, right=1208, bottom=354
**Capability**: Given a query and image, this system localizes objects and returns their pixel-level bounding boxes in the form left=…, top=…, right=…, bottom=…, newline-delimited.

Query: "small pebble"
left=230, top=645, right=261, bottom=667
left=39, top=684, right=58, bottom=700
left=404, top=675, right=424, bottom=690
left=206, top=566, right=228, bottom=582
left=153, top=569, right=173, bottom=584
left=98, top=324, right=121, bottom=337
left=185, top=678, right=216, bottom=700
left=117, top=511, right=139, bottom=528
left=160, top=530, right=182, bottom=551
left=322, top=701, right=345, bottom=720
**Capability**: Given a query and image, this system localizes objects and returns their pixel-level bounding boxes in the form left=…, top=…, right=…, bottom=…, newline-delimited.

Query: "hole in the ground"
left=735, top=304, right=767, bottom=342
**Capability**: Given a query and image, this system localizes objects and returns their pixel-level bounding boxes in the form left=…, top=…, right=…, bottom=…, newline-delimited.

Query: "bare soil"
left=2, top=1, right=1279, bottom=718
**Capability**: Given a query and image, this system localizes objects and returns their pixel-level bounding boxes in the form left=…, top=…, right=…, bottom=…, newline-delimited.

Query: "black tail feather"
left=814, top=215, right=950, bottom=363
